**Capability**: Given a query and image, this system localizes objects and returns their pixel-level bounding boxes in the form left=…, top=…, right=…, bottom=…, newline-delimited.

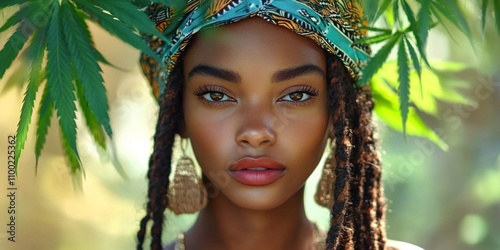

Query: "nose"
left=235, top=107, right=277, bottom=148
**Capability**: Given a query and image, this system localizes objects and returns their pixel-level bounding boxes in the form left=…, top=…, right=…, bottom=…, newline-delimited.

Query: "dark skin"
left=165, top=18, right=330, bottom=250
left=165, top=17, right=422, bottom=250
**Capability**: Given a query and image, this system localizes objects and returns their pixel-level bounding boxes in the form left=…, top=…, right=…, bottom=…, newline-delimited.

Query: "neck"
left=186, top=186, right=317, bottom=250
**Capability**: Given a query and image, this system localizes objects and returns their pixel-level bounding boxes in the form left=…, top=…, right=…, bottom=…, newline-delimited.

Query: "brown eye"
left=210, top=92, right=224, bottom=101
left=194, top=85, right=235, bottom=105
left=289, top=92, right=304, bottom=101
left=200, top=91, right=232, bottom=102
left=279, top=86, right=318, bottom=105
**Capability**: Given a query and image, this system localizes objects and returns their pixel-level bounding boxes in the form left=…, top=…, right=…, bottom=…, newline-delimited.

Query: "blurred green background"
left=1, top=7, right=499, bottom=250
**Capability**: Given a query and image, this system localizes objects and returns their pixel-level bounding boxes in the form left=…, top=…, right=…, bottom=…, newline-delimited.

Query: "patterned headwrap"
left=140, top=0, right=370, bottom=101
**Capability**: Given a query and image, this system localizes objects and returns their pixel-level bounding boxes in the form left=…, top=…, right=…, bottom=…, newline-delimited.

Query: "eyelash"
left=193, top=85, right=319, bottom=107
left=279, top=86, right=319, bottom=106
left=193, top=85, right=235, bottom=107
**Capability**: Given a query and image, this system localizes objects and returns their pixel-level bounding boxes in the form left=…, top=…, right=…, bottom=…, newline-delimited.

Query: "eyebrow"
left=187, top=64, right=325, bottom=83
left=188, top=65, right=241, bottom=83
left=272, top=64, right=325, bottom=83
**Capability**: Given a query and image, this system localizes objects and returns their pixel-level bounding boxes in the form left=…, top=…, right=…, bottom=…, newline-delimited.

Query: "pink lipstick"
left=228, top=157, right=286, bottom=186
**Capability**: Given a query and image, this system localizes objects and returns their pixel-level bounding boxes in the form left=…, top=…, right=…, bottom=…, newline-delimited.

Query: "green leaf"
left=91, top=45, right=113, bottom=66
left=152, top=0, right=172, bottom=5
left=0, top=1, right=49, bottom=33
left=428, top=6, right=455, bottom=42
left=73, top=0, right=160, bottom=61
left=377, top=60, right=475, bottom=118
left=397, top=38, right=410, bottom=134
left=35, top=83, right=53, bottom=170
left=61, top=132, right=82, bottom=174
left=92, top=0, right=167, bottom=40
left=60, top=127, right=84, bottom=192
left=354, top=33, right=393, bottom=45
left=482, top=0, right=490, bottom=32
left=61, top=1, right=112, bottom=138
left=374, top=0, right=393, bottom=24
left=445, top=0, right=472, bottom=36
left=131, top=0, right=153, bottom=8
left=0, top=6, right=27, bottom=33
left=0, top=0, right=23, bottom=9
left=376, top=62, right=438, bottom=116
left=108, top=140, right=129, bottom=181
left=357, top=25, right=394, bottom=47
left=14, top=27, right=47, bottom=170
left=403, top=3, right=432, bottom=69
left=132, top=0, right=171, bottom=8
left=0, top=23, right=31, bottom=78
left=494, top=0, right=500, bottom=34
left=357, top=33, right=401, bottom=85
left=431, top=0, right=472, bottom=41
left=67, top=5, right=116, bottom=67
left=374, top=99, right=448, bottom=150
left=385, top=4, right=396, bottom=27
left=46, top=2, right=79, bottom=158
left=404, top=37, right=422, bottom=94
left=416, top=0, right=431, bottom=65
left=401, top=0, right=416, bottom=24
left=75, top=80, right=106, bottom=150
left=405, top=38, right=421, bottom=77
left=362, top=0, right=378, bottom=23
left=393, top=0, right=400, bottom=25
left=15, top=83, right=38, bottom=170
left=371, top=78, right=448, bottom=150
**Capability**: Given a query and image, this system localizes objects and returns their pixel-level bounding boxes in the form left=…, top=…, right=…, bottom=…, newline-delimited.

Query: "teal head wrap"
left=140, top=0, right=370, bottom=101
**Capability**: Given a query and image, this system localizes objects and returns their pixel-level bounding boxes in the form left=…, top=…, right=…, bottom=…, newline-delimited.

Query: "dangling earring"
left=315, top=139, right=336, bottom=209
left=167, top=138, right=207, bottom=215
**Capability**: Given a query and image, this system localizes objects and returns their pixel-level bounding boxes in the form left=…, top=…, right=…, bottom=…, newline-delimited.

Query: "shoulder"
left=386, top=240, right=424, bottom=250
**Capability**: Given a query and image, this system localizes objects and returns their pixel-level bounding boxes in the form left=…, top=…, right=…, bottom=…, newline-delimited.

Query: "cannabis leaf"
left=0, top=0, right=166, bottom=187
left=358, top=0, right=498, bottom=145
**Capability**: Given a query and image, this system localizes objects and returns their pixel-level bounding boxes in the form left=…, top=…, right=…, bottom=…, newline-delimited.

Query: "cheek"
left=278, top=108, right=330, bottom=169
left=183, top=99, right=234, bottom=170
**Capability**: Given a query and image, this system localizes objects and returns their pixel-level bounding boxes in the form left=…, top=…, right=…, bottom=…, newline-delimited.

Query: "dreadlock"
left=325, top=54, right=386, bottom=249
left=136, top=53, right=387, bottom=249
left=137, top=58, right=184, bottom=250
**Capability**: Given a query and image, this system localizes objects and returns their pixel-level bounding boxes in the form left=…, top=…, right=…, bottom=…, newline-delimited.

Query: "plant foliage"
left=0, top=0, right=498, bottom=183
left=0, top=0, right=167, bottom=186
left=359, top=0, right=498, bottom=148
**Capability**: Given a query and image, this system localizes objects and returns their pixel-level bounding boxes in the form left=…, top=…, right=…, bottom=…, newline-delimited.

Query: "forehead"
left=183, top=17, right=325, bottom=68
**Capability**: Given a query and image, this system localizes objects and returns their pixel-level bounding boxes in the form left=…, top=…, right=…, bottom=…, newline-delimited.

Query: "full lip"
left=228, top=157, right=286, bottom=186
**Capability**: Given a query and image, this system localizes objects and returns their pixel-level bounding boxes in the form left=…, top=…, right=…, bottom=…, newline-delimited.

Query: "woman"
left=138, top=1, right=422, bottom=249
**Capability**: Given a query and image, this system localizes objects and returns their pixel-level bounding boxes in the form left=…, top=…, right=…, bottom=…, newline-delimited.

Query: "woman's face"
left=182, top=17, right=330, bottom=210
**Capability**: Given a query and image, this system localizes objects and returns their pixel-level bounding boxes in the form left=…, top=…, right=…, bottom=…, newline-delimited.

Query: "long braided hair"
left=136, top=52, right=387, bottom=249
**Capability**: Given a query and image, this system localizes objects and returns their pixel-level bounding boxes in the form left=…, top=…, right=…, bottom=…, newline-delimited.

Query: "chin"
left=220, top=183, right=296, bottom=211
left=231, top=197, right=287, bottom=211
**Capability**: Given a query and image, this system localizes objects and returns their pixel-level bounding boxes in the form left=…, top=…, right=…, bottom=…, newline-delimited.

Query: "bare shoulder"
left=386, top=240, right=424, bottom=250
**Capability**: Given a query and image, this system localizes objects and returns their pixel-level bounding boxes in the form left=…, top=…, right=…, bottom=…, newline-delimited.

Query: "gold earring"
left=167, top=138, right=208, bottom=215
left=315, top=139, right=336, bottom=209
